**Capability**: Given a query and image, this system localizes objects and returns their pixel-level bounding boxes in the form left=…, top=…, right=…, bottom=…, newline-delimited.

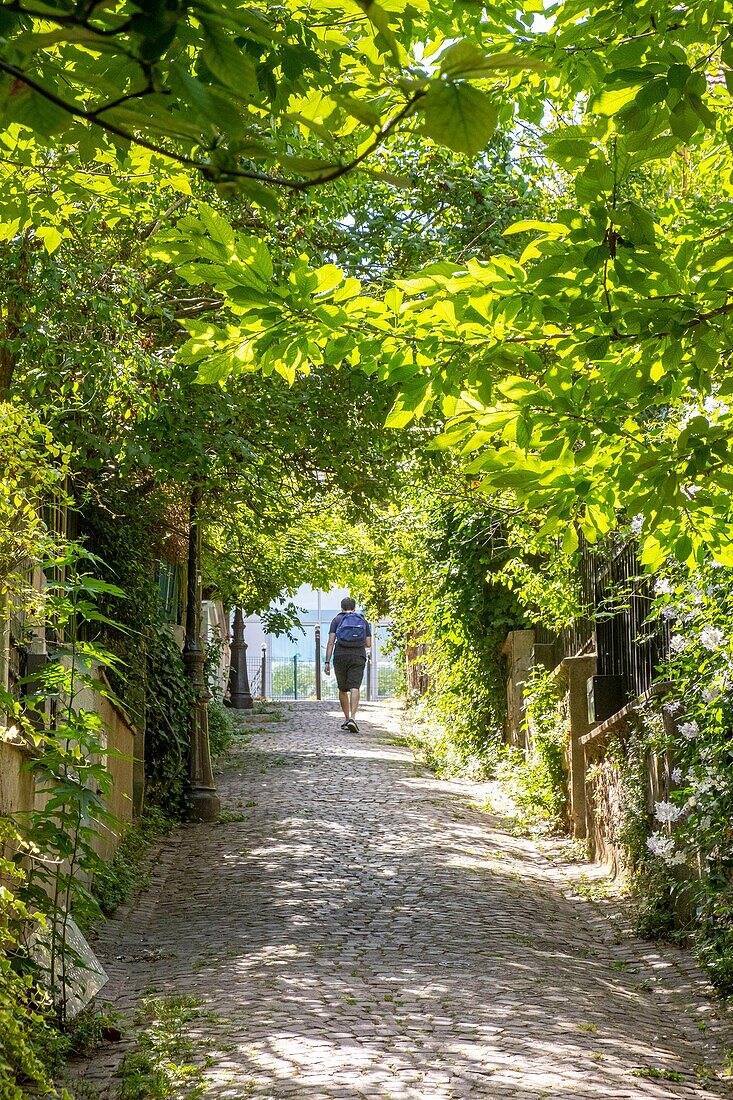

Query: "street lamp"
left=228, top=607, right=253, bottom=710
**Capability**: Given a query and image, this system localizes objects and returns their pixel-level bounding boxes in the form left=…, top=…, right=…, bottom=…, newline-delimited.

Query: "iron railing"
left=536, top=539, right=670, bottom=704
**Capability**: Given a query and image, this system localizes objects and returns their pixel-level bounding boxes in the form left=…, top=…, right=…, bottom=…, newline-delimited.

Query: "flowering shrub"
left=497, top=666, right=569, bottom=829
left=643, top=560, right=733, bottom=991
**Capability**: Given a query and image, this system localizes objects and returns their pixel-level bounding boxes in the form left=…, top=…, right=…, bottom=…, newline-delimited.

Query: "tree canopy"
left=2, top=0, right=733, bottom=576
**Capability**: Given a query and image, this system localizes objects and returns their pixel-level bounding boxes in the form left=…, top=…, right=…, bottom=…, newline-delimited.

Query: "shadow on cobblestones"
left=71, top=702, right=733, bottom=1100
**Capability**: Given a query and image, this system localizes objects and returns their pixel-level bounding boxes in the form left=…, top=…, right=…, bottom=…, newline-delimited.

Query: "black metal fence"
left=593, top=541, right=670, bottom=701
left=536, top=539, right=670, bottom=705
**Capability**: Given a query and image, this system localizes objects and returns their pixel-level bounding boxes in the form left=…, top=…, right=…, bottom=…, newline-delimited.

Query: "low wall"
left=580, top=690, right=672, bottom=872
left=503, top=630, right=596, bottom=839
left=1, top=671, right=136, bottom=864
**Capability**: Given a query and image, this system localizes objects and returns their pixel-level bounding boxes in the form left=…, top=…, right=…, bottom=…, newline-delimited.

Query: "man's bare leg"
left=349, top=687, right=360, bottom=719
left=339, top=690, right=350, bottom=721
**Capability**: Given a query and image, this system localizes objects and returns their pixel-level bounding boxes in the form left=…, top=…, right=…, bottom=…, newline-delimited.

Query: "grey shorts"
left=333, top=648, right=366, bottom=691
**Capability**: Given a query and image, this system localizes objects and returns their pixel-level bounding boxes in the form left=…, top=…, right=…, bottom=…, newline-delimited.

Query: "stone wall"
left=503, top=629, right=597, bottom=840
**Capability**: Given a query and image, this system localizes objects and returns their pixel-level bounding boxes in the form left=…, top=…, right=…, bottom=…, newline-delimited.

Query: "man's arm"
left=324, top=632, right=336, bottom=672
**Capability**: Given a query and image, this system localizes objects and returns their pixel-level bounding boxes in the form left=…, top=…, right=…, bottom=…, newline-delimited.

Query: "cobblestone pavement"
left=75, top=701, right=733, bottom=1099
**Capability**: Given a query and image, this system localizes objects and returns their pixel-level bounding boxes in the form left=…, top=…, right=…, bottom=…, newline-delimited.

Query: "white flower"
left=664, top=700, right=682, bottom=714
left=700, top=625, right=726, bottom=651
left=702, top=683, right=722, bottom=703
left=630, top=514, right=645, bottom=534
left=668, top=850, right=687, bottom=867
left=678, top=720, right=699, bottom=740
left=670, top=635, right=689, bottom=653
left=671, top=767, right=682, bottom=784
left=662, top=605, right=678, bottom=621
left=655, top=578, right=673, bottom=596
left=647, top=832, right=676, bottom=858
left=703, top=396, right=729, bottom=418
left=655, top=800, right=683, bottom=824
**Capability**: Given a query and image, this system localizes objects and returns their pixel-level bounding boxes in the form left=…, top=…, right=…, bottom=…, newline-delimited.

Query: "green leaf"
left=7, top=85, right=71, bottom=138
left=421, top=83, right=498, bottom=156
left=440, top=40, right=545, bottom=78
left=544, top=136, right=593, bottom=167
left=168, top=63, right=241, bottom=130
left=35, top=225, right=63, bottom=253
left=591, top=84, right=643, bottom=116
left=561, top=524, right=579, bottom=554
left=504, top=220, right=568, bottom=237
left=333, top=95, right=382, bottom=128
left=357, top=1, right=403, bottom=66
left=669, top=100, right=699, bottom=143
left=202, top=23, right=258, bottom=97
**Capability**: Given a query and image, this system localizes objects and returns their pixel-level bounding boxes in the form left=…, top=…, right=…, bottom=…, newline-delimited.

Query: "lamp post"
left=228, top=606, right=253, bottom=710
left=183, top=487, right=220, bottom=822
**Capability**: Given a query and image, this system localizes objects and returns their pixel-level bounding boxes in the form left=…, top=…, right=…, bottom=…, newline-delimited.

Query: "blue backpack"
left=336, top=612, right=367, bottom=647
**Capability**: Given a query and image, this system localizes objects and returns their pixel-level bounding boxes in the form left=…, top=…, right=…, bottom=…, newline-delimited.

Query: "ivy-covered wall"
left=82, top=490, right=194, bottom=820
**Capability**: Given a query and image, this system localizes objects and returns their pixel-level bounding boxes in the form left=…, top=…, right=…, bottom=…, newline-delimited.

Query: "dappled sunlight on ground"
left=72, top=700, right=732, bottom=1099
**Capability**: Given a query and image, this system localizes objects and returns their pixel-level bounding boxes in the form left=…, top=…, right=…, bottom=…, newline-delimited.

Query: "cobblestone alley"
left=76, top=701, right=733, bottom=1099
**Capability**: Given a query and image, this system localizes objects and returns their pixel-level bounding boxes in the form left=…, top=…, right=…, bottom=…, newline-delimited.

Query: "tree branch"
left=0, top=58, right=425, bottom=192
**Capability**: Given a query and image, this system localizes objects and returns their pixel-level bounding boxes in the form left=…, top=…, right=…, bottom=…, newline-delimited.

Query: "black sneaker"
left=340, top=721, right=350, bottom=731
left=346, top=718, right=359, bottom=733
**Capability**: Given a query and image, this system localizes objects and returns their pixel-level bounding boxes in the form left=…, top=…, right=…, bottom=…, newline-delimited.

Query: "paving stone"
left=68, top=701, right=733, bottom=1098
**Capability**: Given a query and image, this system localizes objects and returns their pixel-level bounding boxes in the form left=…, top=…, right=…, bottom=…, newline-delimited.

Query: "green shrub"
left=207, top=699, right=236, bottom=758
left=0, top=821, right=71, bottom=1099
left=91, top=809, right=174, bottom=920
left=497, top=667, right=568, bottom=829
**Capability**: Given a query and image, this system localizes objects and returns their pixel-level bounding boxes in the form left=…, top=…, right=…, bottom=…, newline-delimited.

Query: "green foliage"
left=498, top=667, right=568, bottom=829
left=82, top=495, right=194, bottom=820
left=3, top=551, right=126, bottom=1022
left=368, top=478, right=525, bottom=775
left=0, top=822, right=69, bottom=1100
left=0, top=3, right=538, bottom=194
left=138, top=1, right=733, bottom=567
left=643, top=561, right=733, bottom=991
left=91, top=810, right=173, bottom=922
left=206, top=700, right=236, bottom=759
left=116, top=996, right=208, bottom=1100
left=144, top=624, right=194, bottom=819
left=0, top=400, right=69, bottom=597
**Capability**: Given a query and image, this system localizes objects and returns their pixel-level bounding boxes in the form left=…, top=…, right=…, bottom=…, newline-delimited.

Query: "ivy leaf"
left=421, top=83, right=498, bottom=156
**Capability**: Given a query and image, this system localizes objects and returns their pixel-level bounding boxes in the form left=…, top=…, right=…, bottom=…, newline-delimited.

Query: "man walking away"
left=324, top=597, right=371, bottom=732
